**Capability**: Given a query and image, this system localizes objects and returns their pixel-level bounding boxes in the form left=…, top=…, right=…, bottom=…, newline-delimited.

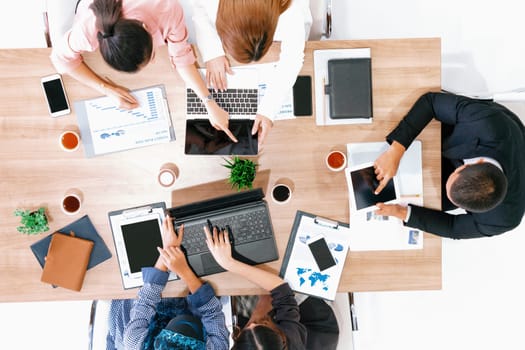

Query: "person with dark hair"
left=51, top=0, right=237, bottom=142
left=205, top=225, right=340, bottom=350
left=192, top=0, right=312, bottom=146
left=107, top=216, right=230, bottom=350
left=373, top=92, right=525, bottom=239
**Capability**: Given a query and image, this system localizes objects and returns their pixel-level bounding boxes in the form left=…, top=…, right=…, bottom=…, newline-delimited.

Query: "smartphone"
left=41, top=74, right=70, bottom=117
left=292, top=75, right=313, bottom=116
left=307, top=235, right=336, bottom=271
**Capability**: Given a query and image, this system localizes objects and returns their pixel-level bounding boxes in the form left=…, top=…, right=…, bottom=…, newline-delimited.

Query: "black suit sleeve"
left=386, top=92, right=473, bottom=149
left=406, top=205, right=507, bottom=239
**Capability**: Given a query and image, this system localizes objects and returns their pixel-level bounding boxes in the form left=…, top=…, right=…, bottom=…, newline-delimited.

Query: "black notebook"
left=324, top=58, right=372, bottom=119
left=30, top=215, right=112, bottom=271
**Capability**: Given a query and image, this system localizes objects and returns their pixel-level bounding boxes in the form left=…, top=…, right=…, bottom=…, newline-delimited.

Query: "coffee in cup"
left=61, top=189, right=82, bottom=215
left=326, top=150, right=347, bottom=172
left=59, top=130, right=80, bottom=152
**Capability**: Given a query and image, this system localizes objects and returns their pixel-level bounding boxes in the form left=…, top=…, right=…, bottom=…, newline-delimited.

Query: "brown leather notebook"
left=41, top=231, right=94, bottom=291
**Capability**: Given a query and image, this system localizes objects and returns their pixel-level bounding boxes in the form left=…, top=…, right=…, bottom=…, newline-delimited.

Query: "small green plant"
left=14, top=207, right=50, bottom=235
left=223, top=156, right=257, bottom=191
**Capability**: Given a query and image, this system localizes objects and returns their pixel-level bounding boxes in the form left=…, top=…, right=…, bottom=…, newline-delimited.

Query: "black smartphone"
left=307, top=235, right=336, bottom=271
left=41, top=73, right=70, bottom=117
left=292, top=75, right=313, bottom=116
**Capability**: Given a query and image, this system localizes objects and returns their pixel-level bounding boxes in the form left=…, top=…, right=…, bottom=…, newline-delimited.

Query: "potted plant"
left=14, top=207, right=50, bottom=235
left=223, top=156, right=258, bottom=191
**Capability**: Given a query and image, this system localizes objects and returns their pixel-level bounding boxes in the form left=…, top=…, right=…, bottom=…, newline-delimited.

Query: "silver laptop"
left=186, top=67, right=260, bottom=119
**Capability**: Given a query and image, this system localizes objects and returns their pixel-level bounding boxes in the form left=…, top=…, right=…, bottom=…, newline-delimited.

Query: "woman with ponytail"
left=51, top=0, right=237, bottom=141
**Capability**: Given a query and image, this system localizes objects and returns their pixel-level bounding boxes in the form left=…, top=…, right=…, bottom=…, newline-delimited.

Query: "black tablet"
left=347, top=162, right=399, bottom=212
left=185, top=119, right=258, bottom=155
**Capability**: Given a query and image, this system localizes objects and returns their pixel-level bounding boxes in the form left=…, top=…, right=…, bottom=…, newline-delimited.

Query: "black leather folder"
left=324, top=58, right=372, bottom=119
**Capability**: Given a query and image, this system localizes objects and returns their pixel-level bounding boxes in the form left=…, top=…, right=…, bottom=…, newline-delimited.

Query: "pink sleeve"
left=50, top=14, right=98, bottom=73
left=162, top=2, right=195, bottom=67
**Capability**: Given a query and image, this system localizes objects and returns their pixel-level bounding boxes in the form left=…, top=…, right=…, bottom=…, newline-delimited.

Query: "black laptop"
left=168, top=188, right=278, bottom=276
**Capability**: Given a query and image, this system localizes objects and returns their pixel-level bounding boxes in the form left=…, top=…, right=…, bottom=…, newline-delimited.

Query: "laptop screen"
left=185, top=119, right=258, bottom=155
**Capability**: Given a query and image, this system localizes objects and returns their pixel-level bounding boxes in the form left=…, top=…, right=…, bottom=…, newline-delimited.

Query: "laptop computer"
left=167, top=188, right=279, bottom=277
left=186, top=66, right=260, bottom=119
left=185, top=67, right=260, bottom=155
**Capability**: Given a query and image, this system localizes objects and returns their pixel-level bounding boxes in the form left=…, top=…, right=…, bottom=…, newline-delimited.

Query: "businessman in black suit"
left=373, top=92, right=525, bottom=239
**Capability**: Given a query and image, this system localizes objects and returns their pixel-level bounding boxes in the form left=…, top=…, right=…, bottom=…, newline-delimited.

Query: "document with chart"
left=75, top=85, right=174, bottom=157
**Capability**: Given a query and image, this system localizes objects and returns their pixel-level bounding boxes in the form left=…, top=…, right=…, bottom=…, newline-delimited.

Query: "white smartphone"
left=41, top=73, right=70, bottom=117
left=307, top=234, right=336, bottom=271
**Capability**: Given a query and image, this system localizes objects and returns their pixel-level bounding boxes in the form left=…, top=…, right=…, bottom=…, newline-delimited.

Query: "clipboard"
left=279, top=211, right=351, bottom=301
left=76, top=84, right=174, bottom=158
left=108, top=202, right=179, bottom=289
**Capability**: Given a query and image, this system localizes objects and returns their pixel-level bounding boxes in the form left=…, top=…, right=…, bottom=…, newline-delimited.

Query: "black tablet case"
left=30, top=215, right=112, bottom=271
left=324, top=58, right=372, bottom=119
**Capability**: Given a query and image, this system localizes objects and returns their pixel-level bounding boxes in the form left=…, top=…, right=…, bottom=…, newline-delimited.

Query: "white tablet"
left=346, top=162, right=400, bottom=213
left=109, top=205, right=178, bottom=289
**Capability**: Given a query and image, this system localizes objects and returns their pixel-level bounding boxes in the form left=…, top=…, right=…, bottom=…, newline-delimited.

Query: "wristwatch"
left=201, top=94, right=214, bottom=105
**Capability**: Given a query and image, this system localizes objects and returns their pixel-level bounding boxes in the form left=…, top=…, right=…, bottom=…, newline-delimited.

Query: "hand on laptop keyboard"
left=205, top=56, right=233, bottom=92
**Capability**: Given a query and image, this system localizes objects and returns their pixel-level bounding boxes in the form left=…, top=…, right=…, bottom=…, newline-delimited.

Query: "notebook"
left=41, top=232, right=94, bottom=291
left=30, top=215, right=112, bottom=271
left=167, top=188, right=279, bottom=277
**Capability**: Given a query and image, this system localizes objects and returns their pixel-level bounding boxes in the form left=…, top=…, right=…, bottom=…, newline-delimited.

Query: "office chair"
left=43, top=0, right=332, bottom=48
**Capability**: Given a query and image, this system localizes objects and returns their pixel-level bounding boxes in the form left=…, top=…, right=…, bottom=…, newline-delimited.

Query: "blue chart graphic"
left=86, top=89, right=164, bottom=140
left=296, top=268, right=330, bottom=291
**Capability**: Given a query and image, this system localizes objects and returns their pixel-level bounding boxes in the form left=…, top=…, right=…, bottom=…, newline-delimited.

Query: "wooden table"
left=0, top=39, right=442, bottom=302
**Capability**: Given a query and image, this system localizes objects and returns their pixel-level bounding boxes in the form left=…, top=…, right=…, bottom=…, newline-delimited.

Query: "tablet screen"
left=185, top=119, right=258, bottom=155
left=121, top=219, right=162, bottom=274
left=350, top=165, right=397, bottom=210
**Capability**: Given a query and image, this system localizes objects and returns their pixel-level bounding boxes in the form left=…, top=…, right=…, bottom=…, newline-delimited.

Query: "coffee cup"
left=271, top=179, right=294, bottom=204
left=59, top=130, right=80, bottom=152
left=326, top=150, right=347, bottom=172
left=61, top=189, right=82, bottom=215
left=158, top=163, right=179, bottom=187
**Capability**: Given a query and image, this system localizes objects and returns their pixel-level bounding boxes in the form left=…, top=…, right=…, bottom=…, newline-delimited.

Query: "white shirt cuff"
left=404, top=205, right=412, bottom=223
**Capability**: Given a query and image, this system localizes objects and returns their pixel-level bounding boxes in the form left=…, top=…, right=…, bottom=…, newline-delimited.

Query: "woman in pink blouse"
left=51, top=0, right=236, bottom=141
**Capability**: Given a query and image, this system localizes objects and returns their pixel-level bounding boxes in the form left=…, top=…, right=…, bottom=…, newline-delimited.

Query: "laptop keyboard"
left=186, top=88, right=258, bottom=116
left=178, top=206, right=273, bottom=256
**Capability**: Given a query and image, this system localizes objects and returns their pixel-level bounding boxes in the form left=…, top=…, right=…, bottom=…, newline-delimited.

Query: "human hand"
left=206, top=101, right=238, bottom=142
left=161, top=215, right=184, bottom=249
left=101, top=78, right=139, bottom=109
left=375, top=203, right=408, bottom=221
left=204, top=225, right=235, bottom=270
left=251, top=114, right=273, bottom=149
left=205, top=56, right=233, bottom=91
left=373, top=141, right=406, bottom=194
left=157, top=245, right=192, bottom=276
